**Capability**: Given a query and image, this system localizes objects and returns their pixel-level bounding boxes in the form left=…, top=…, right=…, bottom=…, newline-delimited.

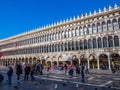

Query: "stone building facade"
left=0, top=4, right=120, bottom=70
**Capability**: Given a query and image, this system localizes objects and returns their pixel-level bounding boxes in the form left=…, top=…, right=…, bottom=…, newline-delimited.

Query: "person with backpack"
left=7, top=66, right=13, bottom=86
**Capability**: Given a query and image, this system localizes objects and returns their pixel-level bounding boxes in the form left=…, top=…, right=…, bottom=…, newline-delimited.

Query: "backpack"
left=0, top=73, right=4, bottom=83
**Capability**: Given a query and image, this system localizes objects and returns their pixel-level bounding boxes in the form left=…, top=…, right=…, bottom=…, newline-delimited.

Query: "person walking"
left=24, top=64, right=31, bottom=81
left=30, top=65, right=35, bottom=80
left=81, top=64, right=85, bottom=83
left=7, top=66, right=13, bottom=86
left=16, top=63, right=22, bottom=84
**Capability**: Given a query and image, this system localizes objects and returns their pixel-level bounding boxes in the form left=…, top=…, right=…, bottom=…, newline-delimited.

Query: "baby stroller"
left=0, top=73, right=4, bottom=83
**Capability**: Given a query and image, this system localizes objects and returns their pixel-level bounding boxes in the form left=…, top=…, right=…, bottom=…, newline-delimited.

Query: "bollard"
left=108, top=86, right=111, bottom=90
left=94, top=88, right=97, bottom=90
left=76, top=84, right=83, bottom=90
left=62, top=79, right=66, bottom=86
left=40, top=82, right=43, bottom=84
left=76, top=83, right=79, bottom=88
left=13, top=86, right=19, bottom=89
left=102, top=87, right=105, bottom=90
left=112, top=82, right=115, bottom=87
left=54, top=83, right=58, bottom=90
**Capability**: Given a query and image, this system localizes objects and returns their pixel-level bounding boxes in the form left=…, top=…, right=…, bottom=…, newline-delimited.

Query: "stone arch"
left=29, top=57, right=32, bottom=64
left=88, top=39, right=92, bottom=49
left=52, top=56, right=57, bottom=66
left=102, top=21, right=106, bottom=32
left=84, top=39, right=87, bottom=49
left=92, top=23, right=96, bottom=33
left=112, top=18, right=118, bottom=30
left=103, top=37, right=107, bottom=48
left=107, top=20, right=112, bottom=31
left=89, top=54, right=97, bottom=69
left=97, top=22, right=101, bottom=32
left=72, top=55, right=79, bottom=66
left=108, top=36, right=113, bottom=47
left=16, top=58, right=19, bottom=64
left=110, top=53, right=120, bottom=68
left=41, top=56, right=46, bottom=65
left=19, top=58, right=22, bottom=63
left=93, top=38, right=97, bottom=48
left=98, top=37, right=102, bottom=48
left=83, top=25, right=87, bottom=35
left=33, top=57, right=36, bottom=63
left=114, top=35, right=119, bottom=47
left=46, top=56, right=51, bottom=66
left=80, top=54, right=87, bottom=65
left=25, top=57, right=29, bottom=64
left=99, top=54, right=108, bottom=70
left=58, top=55, right=63, bottom=66
left=87, top=24, right=91, bottom=34
left=22, top=57, right=24, bottom=63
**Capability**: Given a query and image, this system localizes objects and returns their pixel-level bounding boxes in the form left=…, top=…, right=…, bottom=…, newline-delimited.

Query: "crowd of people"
left=0, top=62, right=90, bottom=86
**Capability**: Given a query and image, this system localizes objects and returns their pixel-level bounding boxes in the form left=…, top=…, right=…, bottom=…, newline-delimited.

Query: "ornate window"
left=65, top=43, right=67, bottom=51
left=93, top=38, right=97, bottom=48
left=76, top=41, right=79, bottom=50
left=92, top=24, right=97, bottom=33
left=54, top=33, right=56, bottom=40
left=103, top=37, right=107, bottom=48
left=79, top=40, right=83, bottom=49
left=102, top=21, right=107, bottom=32
left=68, top=42, right=71, bottom=51
left=98, top=38, right=102, bottom=48
left=55, top=44, right=57, bottom=52
left=66, top=30, right=68, bottom=38
left=69, top=30, right=72, bottom=37
left=88, top=25, right=92, bottom=34
left=88, top=39, right=92, bottom=49
left=73, top=29, right=75, bottom=37
left=118, top=18, right=120, bottom=29
left=114, top=35, right=119, bottom=47
left=97, top=22, right=101, bottom=33
left=108, top=36, right=113, bottom=47
left=76, top=27, right=79, bottom=36
left=58, top=44, right=60, bottom=51
left=80, top=27, right=83, bottom=35
left=51, top=34, right=52, bottom=40
left=72, top=41, right=74, bottom=50
left=56, top=33, right=58, bottom=40
left=83, top=26, right=87, bottom=35
left=84, top=39, right=87, bottom=49
left=112, top=19, right=118, bottom=30
left=107, top=20, right=112, bottom=31
left=52, top=44, right=54, bottom=52
left=61, top=43, right=63, bottom=51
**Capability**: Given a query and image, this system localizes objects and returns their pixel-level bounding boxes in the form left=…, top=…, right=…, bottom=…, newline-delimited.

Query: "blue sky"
left=0, top=0, right=119, bottom=39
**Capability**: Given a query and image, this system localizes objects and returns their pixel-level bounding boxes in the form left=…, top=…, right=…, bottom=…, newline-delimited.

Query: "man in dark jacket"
left=7, top=66, right=13, bottom=86
left=16, top=63, right=22, bottom=83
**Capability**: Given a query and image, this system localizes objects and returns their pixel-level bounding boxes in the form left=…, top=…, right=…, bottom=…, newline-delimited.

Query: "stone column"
left=97, top=56, right=100, bottom=70
left=112, top=36, right=115, bottom=47
left=96, top=37, right=98, bottom=48
left=87, top=58, right=90, bottom=69
left=101, top=37, right=103, bottom=48
left=70, top=60, right=72, bottom=65
left=57, top=60, right=59, bottom=67
left=108, top=55, right=111, bottom=70
left=66, top=43, right=68, bottom=51
left=79, top=59, right=81, bottom=65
